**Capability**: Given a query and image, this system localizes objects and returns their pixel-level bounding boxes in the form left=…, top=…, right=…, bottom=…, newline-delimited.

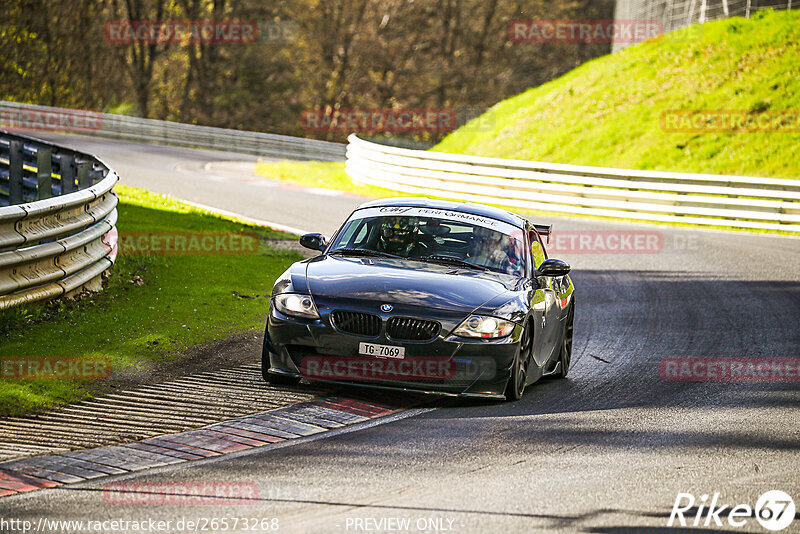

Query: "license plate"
left=358, top=342, right=405, bottom=359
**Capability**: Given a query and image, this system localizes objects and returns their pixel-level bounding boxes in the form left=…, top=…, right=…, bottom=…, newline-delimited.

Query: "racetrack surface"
left=5, top=133, right=799, bottom=533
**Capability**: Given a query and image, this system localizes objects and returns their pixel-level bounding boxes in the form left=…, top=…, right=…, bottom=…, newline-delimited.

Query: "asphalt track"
left=2, top=133, right=799, bottom=533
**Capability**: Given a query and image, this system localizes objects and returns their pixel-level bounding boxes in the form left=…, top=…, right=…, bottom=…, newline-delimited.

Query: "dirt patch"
left=102, top=330, right=264, bottom=391
left=97, top=242, right=313, bottom=392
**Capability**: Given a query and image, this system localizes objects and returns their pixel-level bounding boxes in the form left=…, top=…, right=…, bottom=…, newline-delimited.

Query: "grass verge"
left=0, top=185, right=300, bottom=416
left=435, top=10, right=800, bottom=178
left=254, top=12, right=799, bottom=236
left=254, top=160, right=399, bottom=198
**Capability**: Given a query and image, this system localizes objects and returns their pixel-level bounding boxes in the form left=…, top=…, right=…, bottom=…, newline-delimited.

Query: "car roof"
left=354, top=197, right=527, bottom=228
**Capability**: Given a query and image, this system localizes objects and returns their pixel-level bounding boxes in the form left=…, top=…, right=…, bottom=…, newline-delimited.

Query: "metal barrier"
left=345, top=134, right=800, bottom=232
left=613, top=0, right=794, bottom=52
left=0, top=131, right=118, bottom=310
left=0, top=100, right=345, bottom=162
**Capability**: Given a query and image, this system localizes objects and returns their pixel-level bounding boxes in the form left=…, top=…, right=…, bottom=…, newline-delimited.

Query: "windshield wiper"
left=415, top=255, right=489, bottom=272
left=328, top=248, right=405, bottom=260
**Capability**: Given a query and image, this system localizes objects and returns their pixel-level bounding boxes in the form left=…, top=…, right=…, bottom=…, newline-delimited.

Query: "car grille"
left=387, top=317, right=441, bottom=341
left=331, top=311, right=382, bottom=337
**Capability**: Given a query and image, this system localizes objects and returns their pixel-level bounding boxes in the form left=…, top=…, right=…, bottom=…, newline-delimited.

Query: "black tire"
left=504, top=321, right=533, bottom=401
left=261, top=328, right=301, bottom=385
left=556, top=300, right=575, bottom=378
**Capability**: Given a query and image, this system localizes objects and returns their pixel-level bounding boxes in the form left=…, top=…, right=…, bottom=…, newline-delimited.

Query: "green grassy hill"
left=434, top=10, right=800, bottom=178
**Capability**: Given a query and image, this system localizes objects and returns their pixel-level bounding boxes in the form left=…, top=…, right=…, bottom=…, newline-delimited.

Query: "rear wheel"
left=262, top=328, right=301, bottom=385
left=505, top=321, right=533, bottom=401
left=557, top=300, right=575, bottom=378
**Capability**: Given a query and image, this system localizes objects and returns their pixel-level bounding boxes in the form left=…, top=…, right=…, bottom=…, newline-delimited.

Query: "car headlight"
left=453, top=315, right=515, bottom=339
left=274, top=293, right=319, bottom=319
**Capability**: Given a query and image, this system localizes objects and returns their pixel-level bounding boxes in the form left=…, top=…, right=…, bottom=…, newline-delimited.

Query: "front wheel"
left=556, top=300, right=575, bottom=378
left=504, top=321, right=532, bottom=401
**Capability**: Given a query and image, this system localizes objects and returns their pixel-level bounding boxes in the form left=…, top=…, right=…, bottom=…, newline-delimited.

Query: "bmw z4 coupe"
left=262, top=198, right=575, bottom=401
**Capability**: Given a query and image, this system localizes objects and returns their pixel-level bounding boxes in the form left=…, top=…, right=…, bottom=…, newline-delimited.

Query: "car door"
left=528, top=227, right=560, bottom=365
left=523, top=227, right=554, bottom=366
left=529, top=285, right=549, bottom=367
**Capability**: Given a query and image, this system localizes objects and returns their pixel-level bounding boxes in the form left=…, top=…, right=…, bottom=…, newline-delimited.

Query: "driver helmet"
left=380, top=216, right=419, bottom=252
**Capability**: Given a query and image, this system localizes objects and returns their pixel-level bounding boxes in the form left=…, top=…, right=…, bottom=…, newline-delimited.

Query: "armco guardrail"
left=0, top=101, right=345, bottom=162
left=345, top=134, right=800, bottom=232
left=0, top=130, right=118, bottom=310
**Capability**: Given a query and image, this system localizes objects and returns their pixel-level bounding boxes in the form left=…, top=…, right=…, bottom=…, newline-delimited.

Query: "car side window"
left=350, top=220, right=370, bottom=247
left=529, top=230, right=547, bottom=269
left=334, top=220, right=359, bottom=248
left=337, top=219, right=373, bottom=249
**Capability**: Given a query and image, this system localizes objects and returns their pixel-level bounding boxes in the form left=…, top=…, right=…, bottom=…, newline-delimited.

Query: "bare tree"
left=107, top=0, right=171, bottom=117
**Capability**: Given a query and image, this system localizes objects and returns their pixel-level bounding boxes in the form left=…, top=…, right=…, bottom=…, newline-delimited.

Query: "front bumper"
left=266, top=306, right=521, bottom=398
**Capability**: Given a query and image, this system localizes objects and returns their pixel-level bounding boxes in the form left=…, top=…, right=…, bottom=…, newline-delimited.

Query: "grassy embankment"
left=255, top=10, right=800, bottom=232
left=0, top=185, right=300, bottom=416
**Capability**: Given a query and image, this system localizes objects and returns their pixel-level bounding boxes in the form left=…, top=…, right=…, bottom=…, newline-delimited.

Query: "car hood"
left=305, top=255, right=515, bottom=313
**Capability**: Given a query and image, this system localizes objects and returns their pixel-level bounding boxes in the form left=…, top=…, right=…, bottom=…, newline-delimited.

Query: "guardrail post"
left=36, top=148, right=52, bottom=200
left=61, top=155, right=77, bottom=194
left=0, top=131, right=120, bottom=310
left=77, top=162, right=90, bottom=189
left=8, top=140, right=24, bottom=205
left=90, top=167, right=104, bottom=185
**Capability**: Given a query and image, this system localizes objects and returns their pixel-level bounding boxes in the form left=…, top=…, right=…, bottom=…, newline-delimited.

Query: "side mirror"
left=299, top=233, right=327, bottom=251
left=537, top=258, right=570, bottom=277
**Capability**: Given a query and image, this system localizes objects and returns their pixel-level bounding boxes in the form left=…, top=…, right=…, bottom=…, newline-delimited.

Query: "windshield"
left=329, top=207, right=526, bottom=276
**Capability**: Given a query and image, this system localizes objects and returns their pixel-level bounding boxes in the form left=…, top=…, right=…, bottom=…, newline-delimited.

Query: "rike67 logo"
left=669, top=490, right=795, bottom=531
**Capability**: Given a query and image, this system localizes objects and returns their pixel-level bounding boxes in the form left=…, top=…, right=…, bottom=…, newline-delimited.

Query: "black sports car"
left=262, top=198, right=575, bottom=401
